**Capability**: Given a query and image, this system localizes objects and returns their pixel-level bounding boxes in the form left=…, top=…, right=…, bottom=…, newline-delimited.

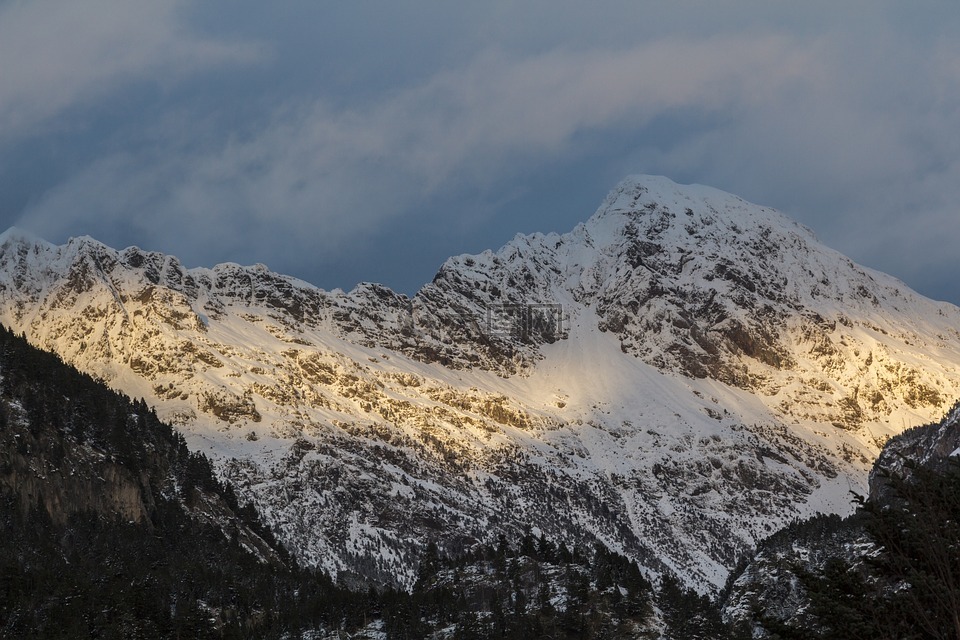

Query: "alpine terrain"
left=2, top=175, right=959, bottom=593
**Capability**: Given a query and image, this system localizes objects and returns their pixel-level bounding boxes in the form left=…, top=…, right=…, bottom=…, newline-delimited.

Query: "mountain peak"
left=0, top=226, right=53, bottom=251
left=591, top=174, right=803, bottom=235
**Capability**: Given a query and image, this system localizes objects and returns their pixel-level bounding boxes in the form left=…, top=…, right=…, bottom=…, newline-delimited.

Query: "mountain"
left=2, top=323, right=705, bottom=639
left=2, top=175, right=959, bottom=592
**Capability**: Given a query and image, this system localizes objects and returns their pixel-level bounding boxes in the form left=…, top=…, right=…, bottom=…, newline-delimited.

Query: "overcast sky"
left=3, top=1, right=960, bottom=303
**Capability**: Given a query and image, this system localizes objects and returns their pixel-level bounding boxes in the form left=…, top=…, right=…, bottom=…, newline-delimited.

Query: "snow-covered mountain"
left=2, top=175, right=959, bottom=592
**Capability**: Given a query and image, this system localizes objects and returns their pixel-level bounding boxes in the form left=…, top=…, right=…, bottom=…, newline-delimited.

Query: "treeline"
left=778, top=458, right=960, bottom=639
left=379, top=527, right=727, bottom=639
left=383, top=531, right=655, bottom=639
left=729, top=455, right=960, bottom=638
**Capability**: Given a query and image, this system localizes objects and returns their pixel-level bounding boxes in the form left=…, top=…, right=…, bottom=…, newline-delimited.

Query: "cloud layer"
left=0, top=0, right=260, bottom=138
left=6, top=2, right=960, bottom=301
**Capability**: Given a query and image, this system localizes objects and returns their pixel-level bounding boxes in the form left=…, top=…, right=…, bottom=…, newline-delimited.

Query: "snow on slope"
left=1, top=176, right=959, bottom=592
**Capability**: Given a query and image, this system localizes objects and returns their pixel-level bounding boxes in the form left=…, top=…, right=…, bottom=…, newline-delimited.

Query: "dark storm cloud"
left=4, top=1, right=960, bottom=302
left=15, top=35, right=812, bottom=273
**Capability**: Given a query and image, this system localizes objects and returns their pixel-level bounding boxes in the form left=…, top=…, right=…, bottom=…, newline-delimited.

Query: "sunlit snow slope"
left=1, top=175, right=959, bottom=592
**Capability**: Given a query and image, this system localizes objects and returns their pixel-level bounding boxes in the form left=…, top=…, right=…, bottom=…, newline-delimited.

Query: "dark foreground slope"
left=0, top=325, right=365, bottom=638
left=723, top=402, right=960, bottom=639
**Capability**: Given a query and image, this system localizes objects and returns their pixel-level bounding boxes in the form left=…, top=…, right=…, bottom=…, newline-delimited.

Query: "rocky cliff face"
left=1, top=175, right=959, bottom=591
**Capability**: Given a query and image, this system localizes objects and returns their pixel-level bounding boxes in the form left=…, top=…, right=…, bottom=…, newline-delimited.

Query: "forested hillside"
left=0, top=324, right=370, bottom=637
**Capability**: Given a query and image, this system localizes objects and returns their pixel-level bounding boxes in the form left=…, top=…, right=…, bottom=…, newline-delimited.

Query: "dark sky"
left=3, top=1, right=960, bottom=302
